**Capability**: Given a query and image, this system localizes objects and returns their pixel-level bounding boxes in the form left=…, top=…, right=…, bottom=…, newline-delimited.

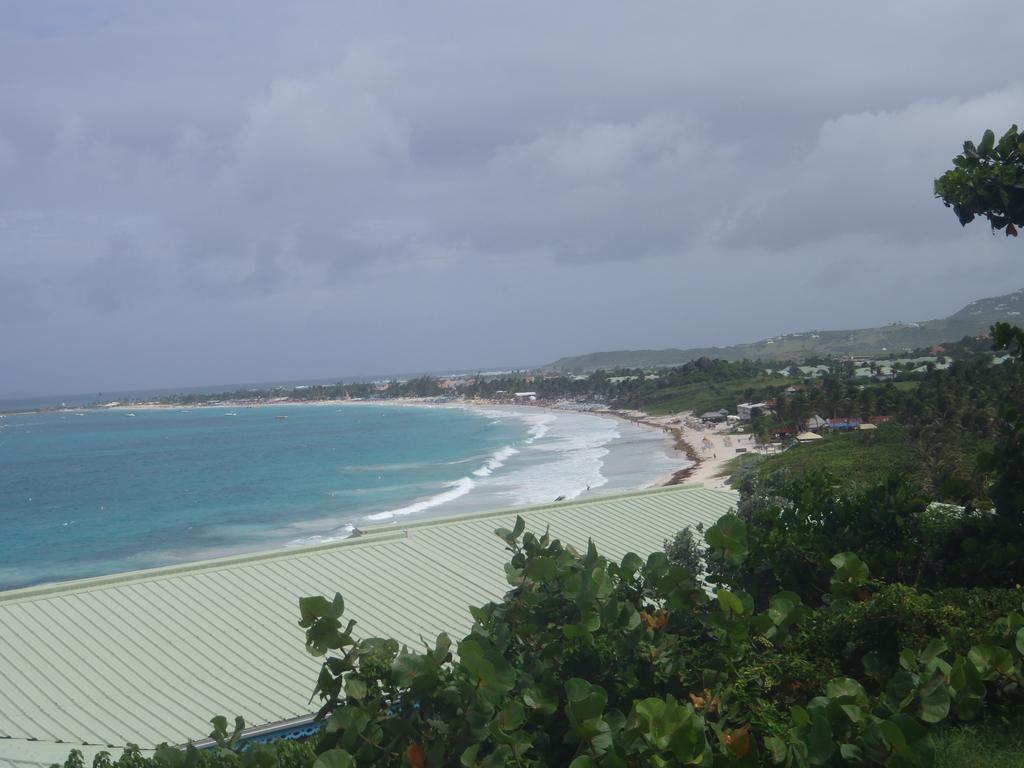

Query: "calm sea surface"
left=0, top=403, right=681, bottom=589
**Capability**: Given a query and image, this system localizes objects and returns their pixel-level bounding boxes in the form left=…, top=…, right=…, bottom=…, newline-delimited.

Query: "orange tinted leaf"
left=406, top=743, right=426, bottom=768
left=726, top=724, right=751, bottom=757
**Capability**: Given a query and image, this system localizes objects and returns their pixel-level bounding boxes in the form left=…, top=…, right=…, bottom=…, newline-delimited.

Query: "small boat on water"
left=276, top=415, right=288, bottom=420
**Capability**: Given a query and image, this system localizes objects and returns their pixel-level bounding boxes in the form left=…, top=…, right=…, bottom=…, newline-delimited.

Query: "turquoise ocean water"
left=0, top=403, right=682, bottom=590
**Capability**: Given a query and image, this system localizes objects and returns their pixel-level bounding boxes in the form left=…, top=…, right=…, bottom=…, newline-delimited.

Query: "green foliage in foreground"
left=286, top=517, right=1024, bottom=767
left=716, top=469, right=1024, bottom=608
left=54, top=512, right=1024, bottom=768
left=57, top=737, right=316, bottom=768
left=935, top=125, right=1024, bottom=236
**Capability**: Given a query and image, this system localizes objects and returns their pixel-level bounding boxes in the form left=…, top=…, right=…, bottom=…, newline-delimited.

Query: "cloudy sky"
left=2, top=1, right=1022, bottom=395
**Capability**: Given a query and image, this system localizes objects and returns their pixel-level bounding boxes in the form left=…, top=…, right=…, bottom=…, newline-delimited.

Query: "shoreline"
left=0, top=400, right=727, bottom=589
left=605, top=409, right=751, bottom=491
left=9, top=395, right=704, bottom=490
left=14, top=395, right=705, bottom=490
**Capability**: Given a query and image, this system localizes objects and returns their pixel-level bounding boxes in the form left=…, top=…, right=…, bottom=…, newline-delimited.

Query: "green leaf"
left=880, top=714, right=931, bottom=761
left=717, top=589, right=745, bottom=616
left=312, top=749, right=355, bottom=768
left=807, top=709, right=834, bottom=765
left=343, top=677, right=367, bottom=701
left=764, top=736, right=788, bottom=763
left=523, top=685, right=558, bottom=715
left=979, top=129, right=996, bottom=156
left=565, top=678, right=607, bottom=724
left=568, top=758, right=597, bottom=768
left=298, top=593, right=344, bottom=626
left=839, top=743, right=863, bottom=761
left=829, top=552, right=870, bottom=598
left=458, top=638, right=516, bottom=702
left=968, top=644, right=1016, bottom=679
left=825, top=678, right=869, bottom=709
left=917, top=668, right=951, bottom=724
left=921, top=638, right=948, bottom=664
left=497, top=702, right=525, bottom=732
left=666, top=714, right=705, bottom=764
left=460, top=744, right=480, bottom=767
left=525, top=557, right=557, bottom=581
left=619, top=552, right=643, bottom=576
left=705, top=514, right=749, bottom=566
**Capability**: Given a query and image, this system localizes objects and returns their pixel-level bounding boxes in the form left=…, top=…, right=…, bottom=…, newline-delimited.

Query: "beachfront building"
left=737, top=402, right=770, bottom=420
left=0, top=485, right=739, bottom=768
left=699, top=409, right=729, bottom=423
left=514, top=391, right=537, bottom=401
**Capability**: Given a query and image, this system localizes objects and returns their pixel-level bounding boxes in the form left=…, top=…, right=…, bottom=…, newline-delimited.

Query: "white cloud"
left=731, top=85, right=1024, bottom=248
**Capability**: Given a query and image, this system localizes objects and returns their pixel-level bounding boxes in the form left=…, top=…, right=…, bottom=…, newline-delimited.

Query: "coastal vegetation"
left=56, top=346, right=1024, bottom=765
left=51, top=127, right=1024, bottom=766
left=60, top=489, right=1024, bottom=767
left=722, top=426, right=915, bottom=487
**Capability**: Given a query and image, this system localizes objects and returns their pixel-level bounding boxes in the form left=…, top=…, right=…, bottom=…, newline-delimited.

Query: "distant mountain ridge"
left=544, top=289, right=1024, bottom=372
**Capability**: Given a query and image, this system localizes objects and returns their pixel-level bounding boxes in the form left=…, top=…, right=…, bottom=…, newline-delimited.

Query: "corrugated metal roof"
left=0, top=485, right=736, bottom=767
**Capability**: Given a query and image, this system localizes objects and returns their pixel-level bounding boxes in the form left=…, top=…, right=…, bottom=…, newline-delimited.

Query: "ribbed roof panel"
left=0, top=485, right=736, bottom=766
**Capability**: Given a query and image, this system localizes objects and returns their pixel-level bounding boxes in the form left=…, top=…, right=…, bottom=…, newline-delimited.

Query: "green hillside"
left=545, top=288, right=1024, bottom=371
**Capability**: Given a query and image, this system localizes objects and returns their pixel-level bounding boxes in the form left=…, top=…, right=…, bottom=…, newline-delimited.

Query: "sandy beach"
left=607, top=409, right=755, bottom=490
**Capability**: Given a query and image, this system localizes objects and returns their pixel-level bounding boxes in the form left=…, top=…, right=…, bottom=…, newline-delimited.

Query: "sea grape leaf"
left=342, top=677, right=367, bottom=701
left=916, top=668, right=951, bottom=724
left=705, top=514, right=749, bottom=566
left=298, top=593, right=345, bottom=626
left=565, top=678, right=607, bottom=724
left=807, top=708, right=834, bottom=765
left=825, top=678, right=869, bottom=709
left=458, top=638, right=515, bottom=701
left=968, top=645, right=1015, bottom=679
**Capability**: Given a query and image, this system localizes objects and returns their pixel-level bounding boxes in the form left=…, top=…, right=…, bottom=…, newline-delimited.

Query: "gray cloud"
left=1, top=1, right=1023, bottom=394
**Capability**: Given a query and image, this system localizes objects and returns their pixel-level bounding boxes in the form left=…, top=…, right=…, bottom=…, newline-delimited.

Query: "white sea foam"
left=494, top=414, right=619, bottom=505
left=364, top=476, right=477, bottom=522
left=473, top=445, right=519, bottom=477
left=285, top=523, right=357, bottom=548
